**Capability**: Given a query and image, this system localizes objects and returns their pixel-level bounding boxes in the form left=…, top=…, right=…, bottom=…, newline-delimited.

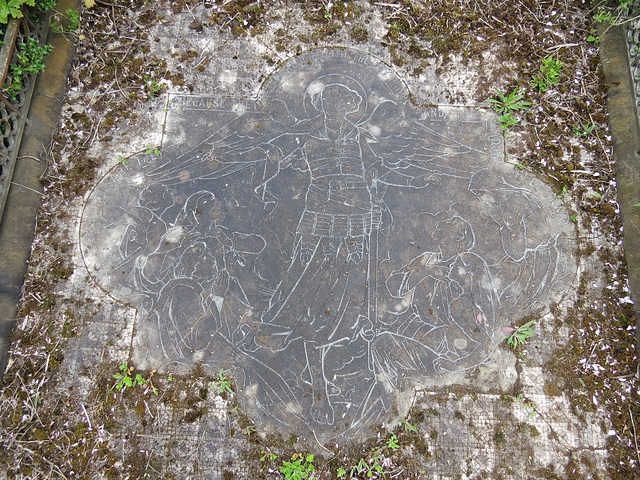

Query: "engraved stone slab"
left=79, top=48, right=576, bottom=442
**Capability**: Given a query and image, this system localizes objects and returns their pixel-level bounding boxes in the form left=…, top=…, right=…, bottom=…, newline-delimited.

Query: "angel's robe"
left=256, top=120, right=381, bottom=350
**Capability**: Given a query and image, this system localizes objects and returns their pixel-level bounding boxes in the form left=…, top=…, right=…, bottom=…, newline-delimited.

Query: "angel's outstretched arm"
left=245, top=133, right=307, bottom=204
left=363, top=114, right=483, bottom=188
left=371, top=160, right=442, bottom=189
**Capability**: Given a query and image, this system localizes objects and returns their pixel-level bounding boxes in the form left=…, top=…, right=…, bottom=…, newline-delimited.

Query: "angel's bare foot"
left=311, top=394, right=335, bottom=425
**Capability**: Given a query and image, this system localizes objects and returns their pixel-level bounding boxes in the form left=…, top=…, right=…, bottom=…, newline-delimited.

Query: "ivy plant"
left=0, top=0, right=58, bottom=24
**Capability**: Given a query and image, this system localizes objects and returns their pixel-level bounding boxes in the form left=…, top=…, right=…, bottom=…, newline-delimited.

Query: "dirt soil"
left=0, top=0, right=639, bottom=479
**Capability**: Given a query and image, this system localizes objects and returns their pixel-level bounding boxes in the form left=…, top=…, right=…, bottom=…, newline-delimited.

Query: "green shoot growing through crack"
left=573, top=123, right=596, bottom=137
left=386, top=433, right=400, bottom=450
left=557, top=186, right=569, bottom=200
left=280, top=453, right=315, bottom=480
left=144, top=74, right=166, bottom=98
left=260, top=449, right=278, bottom=462
left=51, top=8, right=80, bottom=33
left=112, top=361, right=158, bottom=395
left=590, top=1, right=632, bottom=26
left=594, top=7, right=614, bottom=23
left=486, top=87, right=531, bottom=130
left=531, top=56, right=563, bottom=92
left=497, top=113, right=518, bottom=130
left=516, top=394, right=538, bottom=418
left=210, top=368, right=234, bottom=396
left=502, top=319, right=537, bottom=349
left=323, top=2, right=333, bottom=19
left=525, top=400, right=538, bottom=418
left=487, top=87, right=531, bottom=114
left=349, top=452, right=386, bottom=479
left=145, top=145, right=160, bottom=155
left=112, top=361, right=136, bottom=391
left=400, top=417, right=417, bottom=433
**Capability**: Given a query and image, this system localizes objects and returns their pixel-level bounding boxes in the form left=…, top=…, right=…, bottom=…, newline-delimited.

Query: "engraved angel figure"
left=229, top=76, right=476, bottom=425
left=376, top=212, right=499, bottom=387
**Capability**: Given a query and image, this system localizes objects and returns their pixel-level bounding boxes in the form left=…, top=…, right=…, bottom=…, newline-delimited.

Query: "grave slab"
left=79, top=48, right=577, bottom=442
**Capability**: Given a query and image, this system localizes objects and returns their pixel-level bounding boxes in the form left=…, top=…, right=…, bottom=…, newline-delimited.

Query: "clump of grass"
left=531, top=56, right=563, bottom=92
left=502, top=319, right=537, bottom=349
left=486, top=87, right=531, bottom=130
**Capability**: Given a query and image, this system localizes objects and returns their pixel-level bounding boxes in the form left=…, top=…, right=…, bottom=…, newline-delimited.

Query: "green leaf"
left=498, top=112, right=518, bottom=129
left=387, top=433, right=400, bottom=449
left=401, top=417, right=418, bottom=432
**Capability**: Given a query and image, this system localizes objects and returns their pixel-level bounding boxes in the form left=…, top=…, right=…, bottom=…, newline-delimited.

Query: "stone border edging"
left=599, top=20, right=640, bottom=352
left=0, top=0, right=81, bottom=377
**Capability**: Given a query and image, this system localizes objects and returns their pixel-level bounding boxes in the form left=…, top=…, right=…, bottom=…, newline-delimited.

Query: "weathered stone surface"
left=80, top=48, right=576, bottom=441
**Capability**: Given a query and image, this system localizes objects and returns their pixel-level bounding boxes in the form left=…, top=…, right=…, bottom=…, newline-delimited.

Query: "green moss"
left=516, top=423, right=540, bottom=438
left=350, top=26, right=368, bottom=42
left=183, top=407, right=208, bottom=423
left=543, top=381, right=562, bottom=397
left=41, top=295, right=56, bottom=310
left=33, top=428, right=49, bottom=441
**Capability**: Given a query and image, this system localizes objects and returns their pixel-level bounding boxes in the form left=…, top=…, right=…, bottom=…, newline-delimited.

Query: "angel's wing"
left=147, top=98, right=303, bottom=186
left=360, top=102, right=486, bottom=184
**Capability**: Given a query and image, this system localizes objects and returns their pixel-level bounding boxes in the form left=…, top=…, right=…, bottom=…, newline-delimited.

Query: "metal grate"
left=0, top=8, right=50, bottom=225
left=626, top=2, right=640, bottom=124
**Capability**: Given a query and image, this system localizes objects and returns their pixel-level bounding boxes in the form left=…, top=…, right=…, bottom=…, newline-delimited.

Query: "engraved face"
left=431, top=216, right=474, bottom=261
left=317, top=84, right=362, bottom=119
